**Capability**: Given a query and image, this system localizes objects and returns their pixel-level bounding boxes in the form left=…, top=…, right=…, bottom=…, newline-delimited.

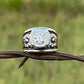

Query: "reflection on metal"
left=23, top=27, right=58, bottom=52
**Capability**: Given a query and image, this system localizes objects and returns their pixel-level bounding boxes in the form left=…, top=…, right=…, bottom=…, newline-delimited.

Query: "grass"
left=0, top=0, right=84, bottom=84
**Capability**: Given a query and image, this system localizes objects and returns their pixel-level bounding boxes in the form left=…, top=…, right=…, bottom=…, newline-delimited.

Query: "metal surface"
left=23, top=27, right=58, bottom=52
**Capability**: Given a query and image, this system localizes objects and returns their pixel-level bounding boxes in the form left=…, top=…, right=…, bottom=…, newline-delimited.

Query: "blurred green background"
left=0, top=0, right=84, bottom=84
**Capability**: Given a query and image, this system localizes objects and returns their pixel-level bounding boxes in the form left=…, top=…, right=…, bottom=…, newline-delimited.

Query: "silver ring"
left=23, top=27, right=58, bottom=52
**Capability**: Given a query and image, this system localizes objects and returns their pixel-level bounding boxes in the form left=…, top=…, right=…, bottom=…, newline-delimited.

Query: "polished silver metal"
left=23, top=27, right=58, bottom=52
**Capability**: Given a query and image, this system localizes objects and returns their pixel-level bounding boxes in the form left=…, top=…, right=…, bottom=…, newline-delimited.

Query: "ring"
left=23, top=27, right=58, bottom=52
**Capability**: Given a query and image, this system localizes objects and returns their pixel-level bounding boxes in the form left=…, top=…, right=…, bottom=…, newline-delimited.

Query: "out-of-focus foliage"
left=0, top=0, right=23, bottom=10
left=0, top=0, right=84, bottom=84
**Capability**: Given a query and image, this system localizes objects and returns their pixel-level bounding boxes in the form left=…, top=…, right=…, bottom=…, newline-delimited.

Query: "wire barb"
left=18, top=57, right=29, bottom=69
